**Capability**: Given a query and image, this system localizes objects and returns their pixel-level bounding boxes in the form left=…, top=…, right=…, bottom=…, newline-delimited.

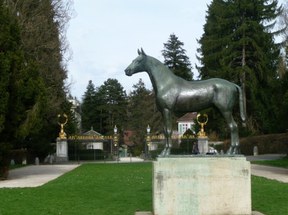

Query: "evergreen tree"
left=275, top=45, right=288, bottom=132
left=97, top=79, right=127, bottom=135
left=82, top=79, right=128, bottom=135
left=81, top=80, right=97, bottom=132
left=127, top=79, right=161, bottom=132
left=197, top=0, right=283, bottom=134
left=0, top=0, right=73, bottom=160
left=279, top=2, right=288, bottom=44
left=0, top=1, right=16, bottom=133
left=126, top=79, right=162, bottom=155
left=0, top=0, right=47, bottom=146
left=162, top=33, right=193, bottom=81
left=0, top=0, right=20, bottom=174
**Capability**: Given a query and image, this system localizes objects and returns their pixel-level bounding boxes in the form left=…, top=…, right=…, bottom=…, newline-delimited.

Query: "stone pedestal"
left=198, top=137, right=208, bottom=154
left=153, top=156, right=251, bottom=215
left=56, top=138, right=68, bottom=162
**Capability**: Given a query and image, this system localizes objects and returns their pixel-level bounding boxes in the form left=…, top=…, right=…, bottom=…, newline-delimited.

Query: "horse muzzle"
left=125, top=68, right=132, bottom=76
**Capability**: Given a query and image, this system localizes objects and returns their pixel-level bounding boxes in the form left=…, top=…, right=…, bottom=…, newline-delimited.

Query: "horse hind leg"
left=159, top=138, right=171, bottom=157
left=160, top=147, right=170, bottom=157
left=221, top=111, right=240, bottom=155
left=160, top=109, right=172, bottom=157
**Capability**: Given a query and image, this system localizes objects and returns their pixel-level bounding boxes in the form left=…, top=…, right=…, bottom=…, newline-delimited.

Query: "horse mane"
left=146, top=55, right=181, bottom=80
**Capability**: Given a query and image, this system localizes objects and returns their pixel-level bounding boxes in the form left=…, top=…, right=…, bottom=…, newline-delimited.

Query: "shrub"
left=239, top=133, right=288, bottom=155
left=10, top=149, right=27, bottom=164
left=219, top=133, right=288, bottom=155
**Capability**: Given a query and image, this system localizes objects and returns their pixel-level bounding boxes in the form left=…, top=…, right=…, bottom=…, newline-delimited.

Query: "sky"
left=66, top=0, right=213, bottom=100
left=65, top=0, right=285, bottom=100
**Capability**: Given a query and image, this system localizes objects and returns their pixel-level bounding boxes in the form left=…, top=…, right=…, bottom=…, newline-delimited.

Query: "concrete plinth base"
left=135, top=212, right=153, bottom=215
left=135, top=211, right=263, bottom=215
left=153, top=156, right=251, bottom=215
left=198, top=137, right=209, bottom=154
left=56, top=138, right=68, bottom=162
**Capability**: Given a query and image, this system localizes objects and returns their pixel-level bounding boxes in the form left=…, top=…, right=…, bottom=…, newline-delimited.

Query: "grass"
left=252, top=176, right=288, bottom=215
left=252, top=157, right=288, bottom=168
left=0, top=163, right=152, bottom=215
left=0, top=162, right=287, bottom=215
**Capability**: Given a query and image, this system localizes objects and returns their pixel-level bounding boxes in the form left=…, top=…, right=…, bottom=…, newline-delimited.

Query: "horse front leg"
left=160, top=109, right=172, bottom=157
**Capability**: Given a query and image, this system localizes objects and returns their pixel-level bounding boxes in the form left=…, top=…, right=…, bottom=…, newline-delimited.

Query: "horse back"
left=164, top=78, right=237, bottom=113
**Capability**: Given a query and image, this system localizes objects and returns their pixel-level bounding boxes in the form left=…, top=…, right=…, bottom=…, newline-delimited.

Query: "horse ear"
left=137, top=49, right=141, bottom=55
left=141, top=48, right=146, bottom=56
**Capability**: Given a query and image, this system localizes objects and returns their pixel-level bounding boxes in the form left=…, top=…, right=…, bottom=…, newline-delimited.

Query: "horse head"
left=125, top=48, right=147, bottom=76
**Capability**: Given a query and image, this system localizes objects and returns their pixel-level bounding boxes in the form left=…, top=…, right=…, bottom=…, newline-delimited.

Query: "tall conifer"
left=162, top=33, right=193, bottom=81
left=197, top=0, right=283, bottom=133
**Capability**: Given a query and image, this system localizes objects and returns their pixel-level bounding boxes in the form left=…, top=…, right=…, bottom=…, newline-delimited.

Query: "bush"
left=239, top=133, right=288, bottom=155
left=219, top=133, right=288, bottom=155
left=10, top=149, right=27, bottom=164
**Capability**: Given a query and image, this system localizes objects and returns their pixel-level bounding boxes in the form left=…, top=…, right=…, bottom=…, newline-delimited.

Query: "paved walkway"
left=246, top=153, right=287, bottom=161
left=0, top=164, right=79, bottom=188
left=246, top=154, right=288, bottom=183
left=0, top=154, right=287, bottom=188
left=251, top=164, right=288, bottom=183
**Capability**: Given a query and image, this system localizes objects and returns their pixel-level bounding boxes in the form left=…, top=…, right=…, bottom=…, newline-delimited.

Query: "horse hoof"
left=159, top=149, right=167, bottom=157
left=159, top=148, right=170, bottom=157
left=226, top=147, right=232, bottom=155
left=166, top=148, right=171, bottom=156
left=233, top=147, right=240, bottom=154
left=226, top=146, right=240, bottom=155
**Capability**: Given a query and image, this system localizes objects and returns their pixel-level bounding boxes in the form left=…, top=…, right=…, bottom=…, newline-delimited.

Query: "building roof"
left=83, top=127, right=102, bottom=136
left=177, top=112, right=197, bottom=123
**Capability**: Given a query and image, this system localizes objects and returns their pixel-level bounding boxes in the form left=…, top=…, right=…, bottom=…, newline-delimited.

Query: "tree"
left=197, top=0, right=283, bottom=134
left=0, top=1, right=48, bottom=146
left=0, top=0, right=20, bottom=177
left=162, top=33, right=193, bottom=81
left=279, top=1, right=288, bottom=44
left=275, top=45, right=288, bottom=132
left=126, top=79, right=162, bottom=155
left=0, top=0, right=16, bottom=133
left=0, top=0, right=74, bottom=161
left=127, top=79, right=162, bottom=131
left=97, top=79, right=127, bottom=135
left=81, top=80, right=97, bottom=132
left=81, top=79, right=128, bottom=135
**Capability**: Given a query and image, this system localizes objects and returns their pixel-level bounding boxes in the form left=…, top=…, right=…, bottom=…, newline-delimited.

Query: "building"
left=82, top=127, right=104, bottom=150
left=177, top=112, right=197, bottom=136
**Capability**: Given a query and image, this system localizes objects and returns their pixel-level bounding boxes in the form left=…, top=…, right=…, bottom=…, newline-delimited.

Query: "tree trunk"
left=0, top=166, right=9, bottom=180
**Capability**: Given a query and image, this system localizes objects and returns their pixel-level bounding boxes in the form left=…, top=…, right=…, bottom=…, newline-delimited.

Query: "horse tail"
left=235, top=84, right=246, bottom=124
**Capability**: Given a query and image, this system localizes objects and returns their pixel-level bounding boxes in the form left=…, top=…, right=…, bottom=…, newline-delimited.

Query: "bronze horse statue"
left=125, top=49, right=246, bottom=156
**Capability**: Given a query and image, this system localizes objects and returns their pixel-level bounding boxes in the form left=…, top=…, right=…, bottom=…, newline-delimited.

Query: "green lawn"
left=252, top=176, right=288, bottom=215
left=0, top=162, right=287, bottom=215
left=0, top=163, right=152, bottom=215
left=252, top=157, right=288, bottom=168
left=251, top=157, right=288, bottom=215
